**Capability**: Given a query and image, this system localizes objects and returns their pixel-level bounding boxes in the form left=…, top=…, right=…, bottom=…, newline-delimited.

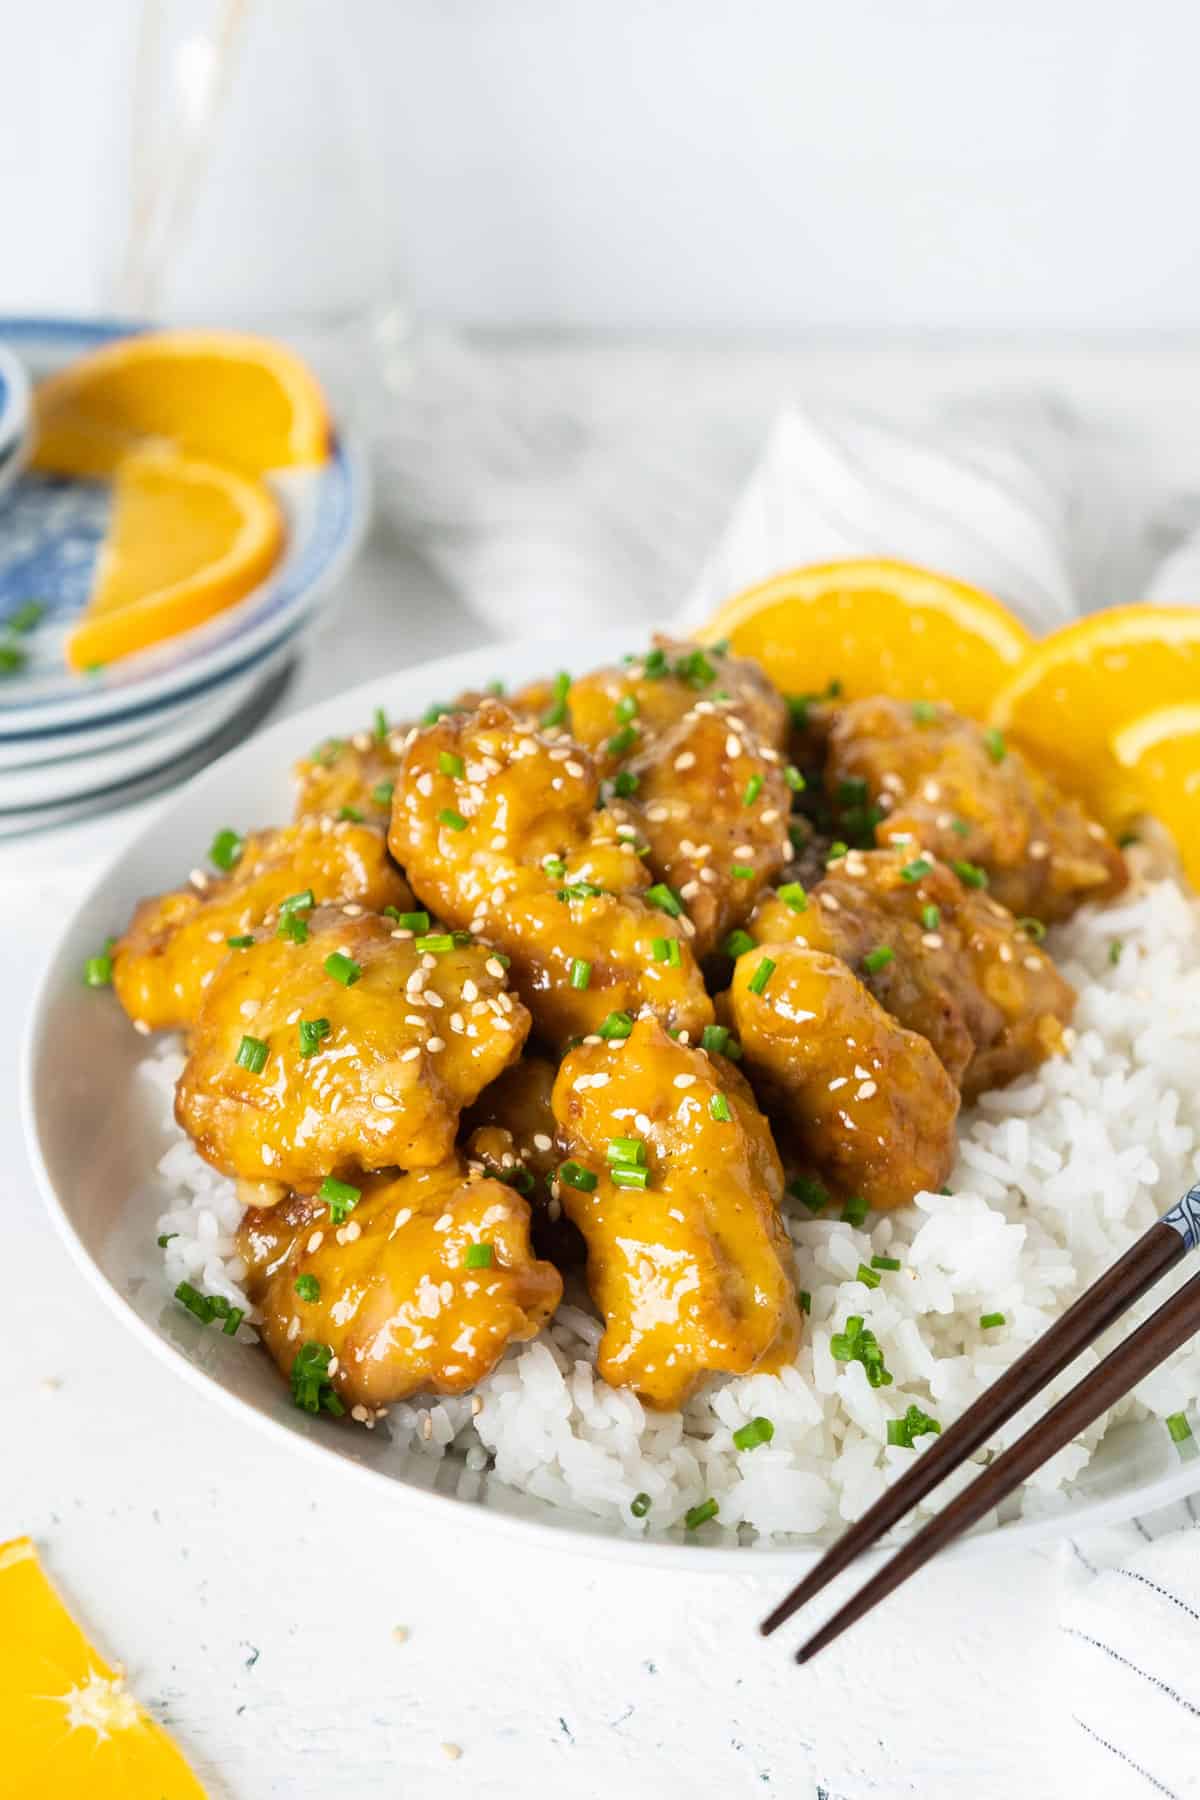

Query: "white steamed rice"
left=140, top=865, right=1200, bottom=1543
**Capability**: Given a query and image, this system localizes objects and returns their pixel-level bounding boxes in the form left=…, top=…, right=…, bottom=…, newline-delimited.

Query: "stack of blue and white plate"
left=0, top=317, right=367, bottom=839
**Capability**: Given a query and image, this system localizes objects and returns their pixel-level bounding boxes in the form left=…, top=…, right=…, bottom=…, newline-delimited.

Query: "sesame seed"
left=761, top=808, right=780, bottom=825
left=725, top=733, right=742, bottom=758
left=828, top=1076, right=847, bottom=1091
left=441, top=1744, right=462, bottom=1762
left=133, top=1019, right=151, bottom=1036
left=391, top=928, right=413, bottom=940
left=307, top=1231, right=324, bottom=1253
left=421, top=1414, right=434, bottom=1441
left=486, top=958, right=506, bottom=979
left=533, top=1132, right=553, bottom=1151
left=921, top=932, right=943, bottom=949
left=673, top=1073, right=696, bottom=1089
left=351, top=1404, right=369, bottom=1422
left=1029, top=839, right=1049, bottom=859
left=189, top=868, right=209, bottom=890
left=416, top=772, right=433, bottom=796
left=342, top=903, right=363, bottom=917
left=1024, top=954, right=1043, bottom=971
left=819, top=893, right=841, bottom=911
left=998, top=943, right=1013, bottom=963
left=427, top=1036, right=446, bottom=1053
left=674, top=751, right=697, bottom=772
left=733, top=843, right=754, bottom=859
left=680, top=880, right=701, bottom=900
left=699, top=867, right=717, bottom=884
left=856, top=1080, right=878, bottom=1100
left=646, top=802, right=671, bottom=823
left=402, top=1046, right=422, bottom=1061
left=261, top=1145, right=276, bottom=1167
left=565, top=761, right=585, bottom=778
left=462, top=979, right=479, bottom=1002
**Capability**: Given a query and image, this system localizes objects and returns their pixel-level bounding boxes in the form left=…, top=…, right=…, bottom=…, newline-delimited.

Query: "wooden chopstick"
left=763, top=1186, right=1200, bottom=1640
left=794, top=1264, right=1200, bottom=1661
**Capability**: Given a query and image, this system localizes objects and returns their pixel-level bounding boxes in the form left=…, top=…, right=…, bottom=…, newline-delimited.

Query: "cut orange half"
left=990, top=605, right=1200, bottom=823
left=33, top=328, right=330, bottom=479
left=0, top=1536, right=204, bottom=1797
left=1111, top=703, right=1200, bottom=885
left=699, top=558, right=1033, bottom=718
left=66, top=447, right=284, bottom=671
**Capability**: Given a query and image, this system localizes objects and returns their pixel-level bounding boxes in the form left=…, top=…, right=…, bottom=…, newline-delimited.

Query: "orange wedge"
left=1111, top=703, right=1200, bottom=884
left=990, top=605, right=1200, bottom=823
left=0, top=1536, right=204, bottom=1797
left=699, top=558, right=1033, bottom=718
left=66, top=447, right=283, bottom=671
left=33, top=328, right=329, bottom=478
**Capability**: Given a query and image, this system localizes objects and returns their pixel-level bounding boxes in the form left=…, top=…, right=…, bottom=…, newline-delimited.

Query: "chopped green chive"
left=387, top=909, right=431, bottom=932
left=541, top=671, right=571, bottom=729
left=731, top=863, right=755, bottom=880
left=337, top=805, right=364, bottom=823
left=646, top=883, right=684, bottom=917
left=952, top=859, right=988, bottom=889
left=684, top=1497, right=719, bottom=1530
left=613, top=769, right=639, bottom=797
left=887, top=1404, right=942, bottom=1448
left=701, top=1025, right=731, bottom=1054
left=856, top=1262, right=882, bottom=1289
left=784, top=764, right=806, bottom=793
left=598, top=1010, right=634, bottom=1040
left=543, top=855, right=568, bottom=879
left=607, top=723, right=639, bottom=757
left=901, top=857, right=933, bottom=882
left=466, top=1242, right=494, bottom=1270
left=1166, top=1412, right=1193, bottom=1444
left=280, top=889, right=315, bottom=915
left=984, top=727, right=1007, bottom=763
left=323, top=952, right=361, bottom=987
left=8, top=599, right=45, bottom=633
left=290, top=1341, right=343, bottom=1415
left=863, top=945, right=894, bottom=974
left=0, top=644, right=27, bottom=674
left=651, top=936, right=682, bottom=967
left=84, top=952, right=113, bottom=987
left=674, top=649, right=717, bottom=689
left=642, top=647, right=668, bottom=680
left=709, top=1092, right=732, bottom=1122
left=373, top=706, right=388, bottom=740
left=174, top=1280, right=215, bottom=1323
left=950, top=818, right=971, bottom=838
left=157, top=1233, right=177, bottom=1248
left=827, top=842, right=849, bottom=863
left=439, top=751, right=465, bottom=778
left=298, top=1017, right=331, bottom=1056
left=743, top=773, right=764, bottom=806
left=611, top=1165, right=649, bottom=1190
left=920, top=904, right=941, bottom=931
left=979, top=1312, right=1006, bottom=1330
left=748, top=956, right=776, bottom=996
left=312, top=737, right=344, bottom=766
left=438, top=807, right=468, bottom=832
left=607, top=1136, right=647, bottom=1168
left=630, top=1492, right=651, bottom=1518
left=557, top=882, right=604, bottom=902
left=799, top=1290, right=812, bottom=1315
left=777, top=882, right=808, bottom=913
left=841, top=1195, right=868, bottom=1228
left=871, top=1255, right=901, bottom=1271
left=788, top=1175, right=828, bottom=1213
left=1017, top=917, right=1047, bottom=942
left=320, top=1175, right=361, bottom=1224
left=911, top=700, right=938, bottom=725
left=371, top=782, right=395, bottom=807
left=829, top=1314, right=893, bottom=1387
left=614, top=694, right=639, bottom=723
left=414, top=933, right=456, bottom=954
left=732, top=1417, right=775, bottom=1453
left=569, top=958, right=592, bottom=990
left=558, top=1161, right=597, bottom=1192
left=295, top=1274, right=321, bottom=1302
left=1118, top=830, right=1139, bottom=849
left=226, top=934, right=255, bottom=949
left=209, top=828, right=243, bottom=871
left=1110, top=939, right=1124, bottom=965
left=277, top=910, right=309, bottom=945
left=723, top=928, right=755, bottom=958
left=235, top=1035, right=269, bottom=1074
left=420, top=702, right=452, bottom=726
left=837, top=776, right=868, bottom=807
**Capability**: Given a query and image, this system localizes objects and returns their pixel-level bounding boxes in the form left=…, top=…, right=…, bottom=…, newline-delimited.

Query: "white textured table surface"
left=13, top=337, right=1200, bottom=1799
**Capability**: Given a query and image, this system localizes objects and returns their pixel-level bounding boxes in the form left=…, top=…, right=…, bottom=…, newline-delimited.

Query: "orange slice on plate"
left=990, top=605, right=1200, bottom=824
left=32, top=328, right=329, bottom=478
left=0, top=1536, right=204, bottom=1797
left=1111, top=703, right=1200, bottom=884
left=698, top=558, right=1033, bottom=718
left=66, top=447, right=284, bottom=672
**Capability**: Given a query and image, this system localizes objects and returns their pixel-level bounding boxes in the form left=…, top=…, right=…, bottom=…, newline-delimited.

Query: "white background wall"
left=7, top=0, right=1200, bottom=332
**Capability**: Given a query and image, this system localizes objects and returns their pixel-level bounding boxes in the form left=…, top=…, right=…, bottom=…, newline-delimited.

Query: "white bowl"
left=22, top=629, right=1200, bottom=1570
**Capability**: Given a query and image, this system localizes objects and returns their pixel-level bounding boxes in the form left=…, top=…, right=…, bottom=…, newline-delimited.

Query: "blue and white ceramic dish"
left=0, top=317, right=367, bottom=739
left=0, top=340, right=32, bottom=507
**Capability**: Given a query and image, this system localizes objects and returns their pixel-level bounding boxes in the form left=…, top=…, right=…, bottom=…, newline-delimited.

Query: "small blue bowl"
left=0, top=341, right=32, bottom=506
